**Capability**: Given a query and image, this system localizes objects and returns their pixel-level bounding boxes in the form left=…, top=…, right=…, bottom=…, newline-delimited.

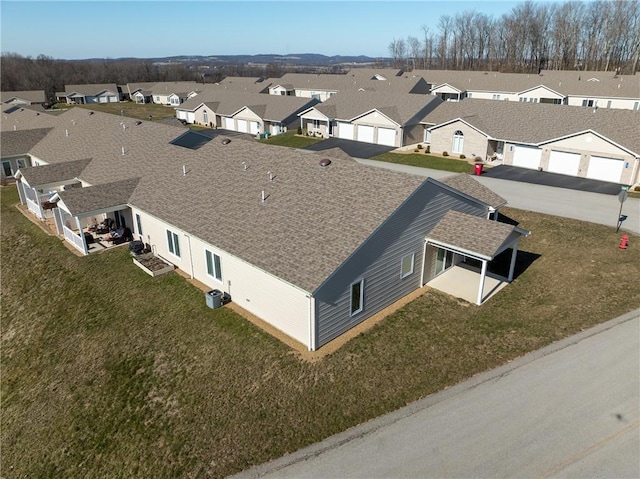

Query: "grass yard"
left=2, top=185, right=639, bottom=478
left=371, top=152, right=474, bottom=173
left=52, top=102, right=179, bottom=121
left=259, top=130, right=323, bottom=148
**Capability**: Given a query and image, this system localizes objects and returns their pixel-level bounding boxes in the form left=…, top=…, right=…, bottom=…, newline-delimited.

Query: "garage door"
left=176, top=110, right=187, bottom=120
left=548, top=151, right=581, bottom=176
left=186, top=112, right=195, bottom=124
left=223, top=117, right=234, bottom=130
left=337, top=122, right=354, bottom=140
left=237, top=119, right=248, bottom=133
left=377, top=127, right=396, bottom=146
left=512, top=146, right=542, bottom=169
left=250, top=121, right=260, bottom=135
left=357, top=125, right=374, bottom=143
left=586, top=156, right=624, bottom=183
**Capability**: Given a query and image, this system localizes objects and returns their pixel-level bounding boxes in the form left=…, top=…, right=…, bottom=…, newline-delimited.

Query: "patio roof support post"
left=477, top=259, right=487, bottom=305
left=508, top=240, right=519, bottom=282
left=76, top=216, right=88, bottom=255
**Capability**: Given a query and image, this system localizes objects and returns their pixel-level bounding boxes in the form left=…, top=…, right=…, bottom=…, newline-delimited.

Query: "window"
left=312, top=93, right=321, bottom=101
left=205, top=250, right=222, bottom=281
left=492, top=94, right=501, bottom=100
left=156, top=96, right=160, bottom=102
left=582, top=99, right=594, bottom=107
left=312, top=119, right=321, bottom=129
left=350, top=279, right=364, bottom=316
left=466, top=92, right=472, bottom=98
left=424, top=130, right=431, bottom=143
left=633, top=102, right=639, bottom=111
left=452, top=130, right=464, bottom=154
left=135, top=214, right=143, bottom=236
left=166, top=230, right=180, bottom=257
left=519, top=97, right=526, bottom=102
left=203, top=110, right=208, bottom=124
left=606, top=101, right=612, bottom=108
left=401, top=253, right=415, bottom=279
left=17, top=159, right=26, bottom=168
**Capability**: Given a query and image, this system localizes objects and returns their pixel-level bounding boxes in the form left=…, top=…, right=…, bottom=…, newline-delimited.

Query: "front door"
left=2, top=161, right=13, bottom=177
left=435, top=248, right=454, bottom=275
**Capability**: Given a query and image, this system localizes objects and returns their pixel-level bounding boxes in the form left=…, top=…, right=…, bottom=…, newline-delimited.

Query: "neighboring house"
left=58, top=83, right=120, bottom=104
left=266, top=70, right=431, bottom=102
left=298, top=90, right=442, bottom=147
left=176, top=91, right=319, bottom=135
left=214, top=76, right=271, bottom=93
left=421, top=98, right=640, bottom=185
left=150, top=82, right=200, bottom=105
left=412, top=69, right=640, bottom=110
left=126, top=82, right=156, bottom=103
left=8, top=107, right=528, bottom=351
left=1, top=90, right=47, bottom=106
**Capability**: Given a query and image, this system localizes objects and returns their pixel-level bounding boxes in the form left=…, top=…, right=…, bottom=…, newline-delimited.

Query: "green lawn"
left=259, top=130, right=323, bottom=148
left=52, top=102, right=178, bottom=121
left=371, top=152, right=474, bottom=173
left=2, top=185, right=639, bottom=478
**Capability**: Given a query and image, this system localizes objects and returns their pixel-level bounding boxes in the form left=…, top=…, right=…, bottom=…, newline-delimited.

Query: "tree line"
left=389, top=0, right=640, bottom=73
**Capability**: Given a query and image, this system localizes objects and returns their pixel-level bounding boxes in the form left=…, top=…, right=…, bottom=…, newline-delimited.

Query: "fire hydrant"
left=619, top=235, right=629, bottom=249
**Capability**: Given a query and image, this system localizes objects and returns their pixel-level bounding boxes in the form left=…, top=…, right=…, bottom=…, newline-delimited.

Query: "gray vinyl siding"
left=314, top=181, right=487, bottom=347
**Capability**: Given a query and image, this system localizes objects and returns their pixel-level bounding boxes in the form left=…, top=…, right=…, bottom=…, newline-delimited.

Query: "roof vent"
left=221, top=138, right=231, bottom=145
left=89, top=111, right=94, bottom=115
left=134, top=120, right=142, bottom=126
left=319, top=158, right=332, bottom=167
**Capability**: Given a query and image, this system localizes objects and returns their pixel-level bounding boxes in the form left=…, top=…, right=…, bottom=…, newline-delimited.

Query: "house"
left=298, top=90, right=442, bottom=147
left=421, top=98, right=640, bottom=185
left=266, top=70, right=431, bottom=102
left=176, top=90, right=319, bottom=135
left=9, top=107, right=528, bottom=351
left=1, top=90, right=47, bottom=106
left=58, top=83, right=120, bottom=104
left=412, top=69, right=640, bottom=110
left=150, top=82, right=200, bottom=105
left=126, top=82, right=156, bottom=103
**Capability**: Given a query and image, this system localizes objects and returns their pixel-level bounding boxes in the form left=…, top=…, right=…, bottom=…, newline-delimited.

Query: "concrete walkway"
left=231, top=310, right=640, bottom=479
left=356, top=159, right=640, bottom=235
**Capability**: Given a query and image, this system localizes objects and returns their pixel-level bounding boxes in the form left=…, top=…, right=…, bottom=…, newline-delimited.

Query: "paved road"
left=232, top=310, right=640, bottom=479
left=356, top=159, right=640, bottom=235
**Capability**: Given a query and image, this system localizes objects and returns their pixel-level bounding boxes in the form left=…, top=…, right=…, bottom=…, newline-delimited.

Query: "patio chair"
left=105, top=227, right=133, bottom=245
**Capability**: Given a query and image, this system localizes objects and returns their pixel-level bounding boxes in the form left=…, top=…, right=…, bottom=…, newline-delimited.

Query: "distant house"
left=8, top=107, right=529, bottom=351
left=150, top=82, right=200, bottom=105
left=176, top=90, right=319, bottom=135
left=298, top=90, right=442, bottom=147
left=422, top=98, right=640, bottom=185
left=58, top=83, right=120, bottom=104
left=1, top=90, right=47, bottom=106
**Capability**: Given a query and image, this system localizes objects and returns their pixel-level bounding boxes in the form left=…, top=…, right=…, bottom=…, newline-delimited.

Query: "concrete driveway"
left=481, top=165, right=624, bottom=195
left=302, top=138, right=394, bottom=159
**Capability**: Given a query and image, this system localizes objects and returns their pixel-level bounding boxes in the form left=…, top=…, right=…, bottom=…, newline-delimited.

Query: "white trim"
left=205, top=249, right=223, bottom=282
left=166, top=229, right=181, bottom=258
left=400, top=253, right=415, bottom=279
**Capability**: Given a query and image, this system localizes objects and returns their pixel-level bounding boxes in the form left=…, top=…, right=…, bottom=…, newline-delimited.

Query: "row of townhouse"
left=2, top=106, right=528, bottom=351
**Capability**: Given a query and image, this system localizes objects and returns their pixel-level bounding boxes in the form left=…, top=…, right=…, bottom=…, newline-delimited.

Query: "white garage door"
left=237, top=119, right=248, bottom=133
left=223, top=117, right=234, bottom=130
left=586, top=156, right=625, bottom=183
left=250, top=121, right=260, bottom=134
left=377, top=127, right=396, bottom=146
left=512, top=146, right=542, bottom=170
left=548, top=151, right=581, bottom=176
left=338, top=122, right=354, bottom=140
left=186, top=112, right=195, bottom=124
left=357, top=125, right=374, bottom=143
left=176, top=110, right=187, bottom=120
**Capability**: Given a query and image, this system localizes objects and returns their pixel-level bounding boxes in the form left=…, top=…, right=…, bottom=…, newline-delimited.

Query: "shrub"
left=426, top=145, right=430, bottom=153
left=459, top=154, right=466, bottom=159
left=297, top=126, right=302, bottom=135
left=417, top=144, right=423, bottom=149
left=442, top=151, right=449, bottom=157
left=414, top=149, right=420, bottom=153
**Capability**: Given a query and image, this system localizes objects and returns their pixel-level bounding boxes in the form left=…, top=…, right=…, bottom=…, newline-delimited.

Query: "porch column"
left=35, top=189, right=44, bottom=219
left=508, top=241, right=519, bottom=282
left=477, top=260, right=487, bottom=305
left=76, top=216, right=88, bottom=255
left=17, top=180, right=26, bottom=204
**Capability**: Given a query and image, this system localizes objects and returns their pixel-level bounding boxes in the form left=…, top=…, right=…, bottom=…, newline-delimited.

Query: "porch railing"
left=63, top=225, right=87, bottom=255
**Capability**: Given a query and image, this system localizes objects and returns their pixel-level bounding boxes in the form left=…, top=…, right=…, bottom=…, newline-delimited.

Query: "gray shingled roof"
left=17, top=158, right=91, bottom=187
left=1, top=128, right=52, bottom=156
left=411, top=69, right=639, bottom=99
left=422, top=98, right=640, bottom=154
left=427, top=210, right=520, bottom=259
left=1, top=90, right=47, bottom=103
left=149, top=81, right=199, bottom=96
left=312, top=90, right=442, bottom=125
left=57, top=178, right=140, bottom=215
left=64, top=84, right=119, bottom=96
left=438, top=173, right=507, bottom=209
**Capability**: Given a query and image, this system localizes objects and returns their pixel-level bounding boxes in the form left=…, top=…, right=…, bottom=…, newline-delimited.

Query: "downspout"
left=185, top=235, right=195, bottom=279
left=307, top=294, right=316, bottom=351
left=420, top=238, right=428, bottom=287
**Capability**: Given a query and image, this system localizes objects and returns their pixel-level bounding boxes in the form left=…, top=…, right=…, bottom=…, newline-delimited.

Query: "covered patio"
left=424, top=210, right=530, bottom=305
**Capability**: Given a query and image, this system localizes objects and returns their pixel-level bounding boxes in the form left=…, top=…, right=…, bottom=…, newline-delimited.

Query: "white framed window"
left=606, top=101, right=612, bottom=108
left=401, top=253, right=415, bottom=279
left=166, top=229, right=180, bottom=258
left=582, top=99, right=594, bottom=107
left=312, top=119, right=321, bottom=129
left=492, top=94, right=501, bottom=100
left=156, top=96, right=160, bottom=102
left=17, top=158, right=26, bottom=168
left=205, top=250, right=222, bottom=281
left=633, top=102, right=639, bottom=111
left=350, top=279, right=364, bottom=316
left=203, top=110, right=208, bottom=124
left=519, top=97, right=526, bottom=102
left=135, top=214, right=143, bottom=236
left=424, top=129, right=431, bottom=143
left=452, top=130, right=464, bottom=154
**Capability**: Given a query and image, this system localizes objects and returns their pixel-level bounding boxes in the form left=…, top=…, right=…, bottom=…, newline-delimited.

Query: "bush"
left=297, top=126, right=302, bottom=135
left=459, top=154, right=466, bottom=159
left=414, top=149, right=420, bottom=153
left=417, top=144, right=423, bottom=149
left=442, top=151, right=449, bottom=157
left=426, top=145, right=430, bottom=153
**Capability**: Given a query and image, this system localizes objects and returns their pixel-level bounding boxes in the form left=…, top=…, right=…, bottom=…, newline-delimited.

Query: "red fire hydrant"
left=619, top=235, right=629, bottom=249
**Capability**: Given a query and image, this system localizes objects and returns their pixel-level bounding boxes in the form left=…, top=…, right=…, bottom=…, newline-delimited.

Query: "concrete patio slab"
left=427, top=264, right=508, bottom=304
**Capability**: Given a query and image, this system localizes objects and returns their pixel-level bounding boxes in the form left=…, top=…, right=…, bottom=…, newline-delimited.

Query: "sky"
left=1, top=0, right=525, bottom=60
